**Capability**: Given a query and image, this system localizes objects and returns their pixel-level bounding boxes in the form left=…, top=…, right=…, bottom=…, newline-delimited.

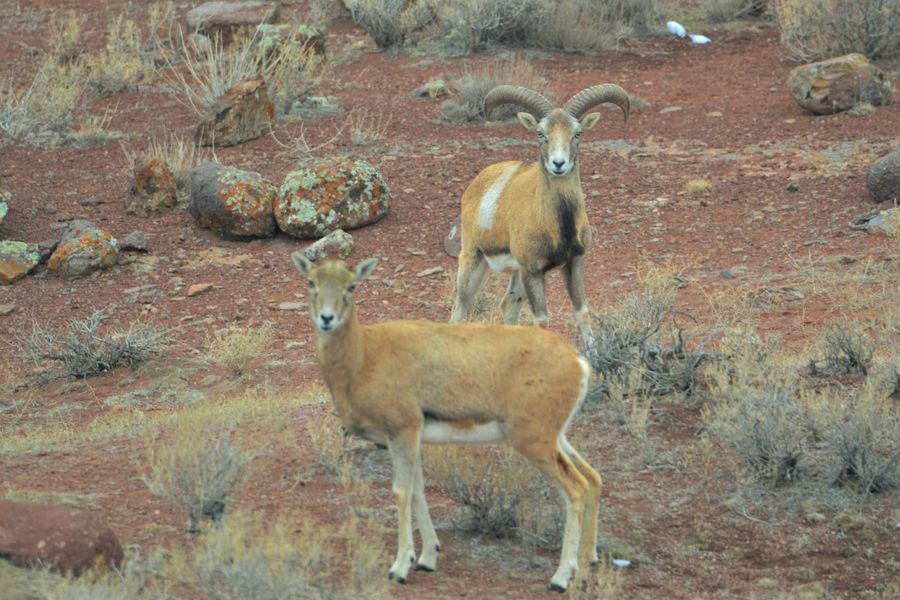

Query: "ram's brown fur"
left=293, top=255, right=601, bottom=592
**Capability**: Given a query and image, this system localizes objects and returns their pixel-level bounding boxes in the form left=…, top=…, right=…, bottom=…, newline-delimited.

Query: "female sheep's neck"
left=315, top=307, right=365, bottom=395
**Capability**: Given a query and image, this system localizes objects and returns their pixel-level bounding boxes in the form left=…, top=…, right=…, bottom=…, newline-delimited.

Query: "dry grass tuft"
left=701, top=0, right=768, bottom=23
left=48, top=10, right=86, bottom=64
left=0, top=57, right=86, bottom=142
left=535, top=0, right=664, bottom=53
left=121, top=133, right=209, bottom=204
left=813, top=321, right=876, bottom=377
left=440, top=55, right=547, bottom=123
left=87, top=16, right=157, bottom=98
left=206, top=323, right=274, bottom=377
left=685, top=179, right=713, bottom=194
left=143, top=413, right=255, bottom=533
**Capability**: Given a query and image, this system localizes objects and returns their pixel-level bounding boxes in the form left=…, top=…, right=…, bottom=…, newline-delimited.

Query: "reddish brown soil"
left=1, top=3, right=898, bottom=599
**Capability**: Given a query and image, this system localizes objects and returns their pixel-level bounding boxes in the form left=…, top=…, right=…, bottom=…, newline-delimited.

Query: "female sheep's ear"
left=516, top=112, right=539, bottom=131
left=355, top=258, right=378, bottom=280
left=580, top=112, right=601, bottom=130
left=292, top=252, right=313, bottom=276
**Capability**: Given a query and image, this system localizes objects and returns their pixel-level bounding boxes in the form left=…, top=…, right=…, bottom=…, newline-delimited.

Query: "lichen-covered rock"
left=126, top=157, right=177, bottom=216
left=0, top=241, right=40, bottom=285
left=48, top=220, right=119, bottom=278
left=866, top=148, right=900, bottom=204
left=195, top=78, right=274, bottom=147
left=276, top=159, right=390, bottom=239
left=257, top=23, right=326, bottom=58
left=301, top=228, right=354, bottom=262
left=0, top=186, right=9, bottom=228
left=788, top=53, right=893, bottom=115
left=189, top=162, right=277, bottom=237
left=187, top=1, right=279, bottom=44
left=0, top=500, right=124, bottom=576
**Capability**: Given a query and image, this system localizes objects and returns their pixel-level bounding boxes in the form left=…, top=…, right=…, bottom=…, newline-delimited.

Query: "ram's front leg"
left=520, top=268, right=549, bottom=328
left=563, top=255, right=594, bottom=348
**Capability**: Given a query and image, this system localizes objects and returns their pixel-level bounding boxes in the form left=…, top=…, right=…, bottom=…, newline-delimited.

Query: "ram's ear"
left=355, top=258, right=378, bottom=280
left=292, top=252, right=313, bottom=276
left=580, top=112, right=601, bottom=130
left=516, top=112, right=539, bottom=131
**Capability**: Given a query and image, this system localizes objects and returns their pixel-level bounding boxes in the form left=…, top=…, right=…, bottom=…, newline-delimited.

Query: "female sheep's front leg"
left=387, top=432, right=419, bottom=583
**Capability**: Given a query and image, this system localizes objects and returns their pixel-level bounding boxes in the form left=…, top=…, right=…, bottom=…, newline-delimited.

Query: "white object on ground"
left=612, top=559, right=632, bottom=568
left=666, top=21, right=686, bottom=37
left=690, top=34, right=711, bottom=44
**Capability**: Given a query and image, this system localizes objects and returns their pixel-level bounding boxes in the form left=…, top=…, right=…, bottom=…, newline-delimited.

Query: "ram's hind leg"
left=450, top=249, right=488, bottom=323
left=500, top=271, right=526, bottom=324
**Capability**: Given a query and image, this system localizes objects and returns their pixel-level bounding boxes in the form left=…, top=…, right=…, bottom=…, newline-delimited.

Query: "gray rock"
left=301, top=229, right=353, bottom=262
left=121, top=231, right=148, bottom=252
left=788, top=53, right=893, bottom=115
left=28, top=239, right=58, bottom=264
left=0, top=186, right=9, bottom=228
left=866, top=149, right=900, bottom=204
left=0, top=303, right=14, bottom=316
left=411, top=79, right=450, bottom=99
left=189, top=162, right=277, bottom=237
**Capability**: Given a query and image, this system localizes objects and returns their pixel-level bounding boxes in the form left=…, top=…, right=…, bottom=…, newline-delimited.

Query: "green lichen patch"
left=0, top=240, right=41, bottom=284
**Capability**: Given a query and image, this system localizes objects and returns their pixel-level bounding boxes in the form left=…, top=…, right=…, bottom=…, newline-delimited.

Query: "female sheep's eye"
left=348, top=284, right=357, bottom=292
left=574, top=131, right=582, bottom=139
left=308, top=280, right=316, bottom=289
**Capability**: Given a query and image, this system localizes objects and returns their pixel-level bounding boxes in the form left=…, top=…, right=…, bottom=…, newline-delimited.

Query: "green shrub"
left=776, top=0, right=900, bottom=62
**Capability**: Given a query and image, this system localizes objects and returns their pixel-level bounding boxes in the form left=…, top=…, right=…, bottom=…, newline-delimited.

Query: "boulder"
left=787, top=53, right=893, bottom=115
left=256, top=23, right=326, bottom=58
left=195, top=77, right=274, bottom=147
left=0, top=500, right=124, bottom=576
left=276, top=159, right=390, bottom=239
left=866, top=148, right=900, bottom=204
left=0, top=241, right=40, bottom=285
left=126, top=156, right=177, bottom=216
left=186, top=1, right=279, bottom=44
left=48, top=220, right=119, bottom=278
left=189, top=162, right=277, bottom=237
left=301, top=228, right=354, bottom=262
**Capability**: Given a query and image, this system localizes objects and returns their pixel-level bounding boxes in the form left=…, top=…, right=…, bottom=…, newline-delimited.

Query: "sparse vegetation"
left=776, top=0, right=900, bottom=62
left=23, top=311, right=168, bottom=380
left=86, top=16, right=157, bottom=98
left=0, top=57, right=86, bottom=143
left=701, top=0, right=768, bottom=23
left=206, top=323, right=274, bottom=377
left=267, top=39, right=329, bottom=117
left=814, top=321, right=876, bottom=377
left=685, top=179, right=713, bottom=194
left=47, top=10, right=86, bottom=64
left=143, top=414, right=255, bottom=532
left=344, top=0, right=435, bottom=49
left=535, top=0, right=665, bottom=52
left=122, top=133, right=209, bottom=204
left=307, top=409, right=352, bottom=481
left=439, top=56, right=547, bottom=123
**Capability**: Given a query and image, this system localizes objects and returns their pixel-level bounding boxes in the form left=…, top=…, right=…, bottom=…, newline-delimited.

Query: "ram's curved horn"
left=483, top=85, right=554, bottom=120
left=564, top=84, right=630, bottom=121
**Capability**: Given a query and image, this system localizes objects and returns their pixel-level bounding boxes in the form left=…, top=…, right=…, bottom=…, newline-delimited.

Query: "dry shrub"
left=268, top=39, right=329, bottom=117
left=426, top=445, right=556, bottom=541
left=586, top=269, right=711, bottom=404
left=701, top=0, right=767, bottom=23
left=207, top=323, right=274, bottom=377
left=567, top=557, right=625, bottom=600
left=436, top=0, right=543, bottom=54
left=343, top=0, right=435, bottom=49
left=48, top=10, right=86, bottom=64
left=439, top=55, right=546, bottom=123
left=23, top=311, right=168, bottom=380
left=187, top=511, right=390, bottom=600
left=776, top=0, right=900, bottom=62
left=705, top=329, right=806, bottom=486
left=348, top=107, right=392, bottom=146
left=814, top=321, right=876, bottom=377
left=806, top=383, right=900, bottom=494
left=685, top=179, right=713, bottom=194
left=535, top=0, right=664, bottom=53
left=143, top=414, right=255, bottom=533
left=87, top=16, right=156, bottom=98
left=307, top=410, right=352, bottom=481
left=0, top=57, right=86, bottom=141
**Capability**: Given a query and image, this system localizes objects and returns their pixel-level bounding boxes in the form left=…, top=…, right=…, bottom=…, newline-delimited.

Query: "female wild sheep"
left=293, top=255, right=601, bottom=592
left=450, top=84, right=630, bottom=347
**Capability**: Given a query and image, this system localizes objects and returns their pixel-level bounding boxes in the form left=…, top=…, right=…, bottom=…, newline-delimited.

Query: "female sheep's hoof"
left=414, top=564, right=434, bottom=572
left=548, top=583, right=567, bottom=593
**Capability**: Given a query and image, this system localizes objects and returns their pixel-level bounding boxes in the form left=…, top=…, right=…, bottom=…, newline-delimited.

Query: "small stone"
left=0, top=303, right=15, bottom=315
left=719, top=270, right=736, bottom=279
left=301, top=229, right=354, bottom=262
left=1, top=241, right=42, bottom=284
left=411, top=79, right=450, bottom=99
left=786, top=181, right=800, bottom=192
left=416, top=267, right=444, bottom=278
left=187, top=283, right=213, bottom=297
left=78, top=196, right=105, bottom=207
left=660, top=105, right=682, bottom=114
left=121, top=231, right=147, bottom=252
left=277, top=302, right=307, bottom=311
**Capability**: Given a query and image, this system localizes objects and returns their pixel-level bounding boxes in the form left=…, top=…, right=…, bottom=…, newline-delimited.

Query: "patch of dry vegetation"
left=777, top=0, right=900, bottom=62
left=86, top=16, right=157, bottom=98
left=439, top=55, right=547, bottom=123
left=701, top=0, right=767, bottom=23
left=122, top=133, right=210, bottom=204
left=0, top=57, right=86, bottom=143
left=206, top=323, right=274, bottom=377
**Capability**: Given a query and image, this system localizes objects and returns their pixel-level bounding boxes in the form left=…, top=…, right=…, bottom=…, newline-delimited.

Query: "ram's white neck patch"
left=476, top=165, right=517, bottom=230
